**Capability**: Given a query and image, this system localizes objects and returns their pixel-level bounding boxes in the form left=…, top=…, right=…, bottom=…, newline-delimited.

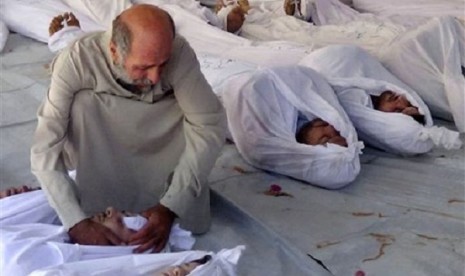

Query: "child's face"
left=377, top=91, right=420, bottom=116
left=302, top=119, right=348, bottom=147
left=90, top=207, right=136, bottom=242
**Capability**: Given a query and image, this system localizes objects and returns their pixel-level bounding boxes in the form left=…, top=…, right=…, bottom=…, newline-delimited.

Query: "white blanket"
left=31, top=246, right=245, bottom=276
left=0, top=190, right=197, bottom=275
left=0, top=0, right=101, bottom=43
left=379, top=17, right=465, bottom=132
left=300, top=45, right=462, bottom=154
left=352, top=0, right=465, bottom=28
left=219, top=66, right=363, bottom=189
left=312, top=0, right=465, bottom=132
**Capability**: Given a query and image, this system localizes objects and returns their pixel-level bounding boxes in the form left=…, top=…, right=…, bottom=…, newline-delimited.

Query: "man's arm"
left=159, top=37, right=226, bottom=233
left=31, top=47, right=123, bottom=245
left=31, top=48, right=87, bottom=229
left=130, top=37, right=226, bottom=253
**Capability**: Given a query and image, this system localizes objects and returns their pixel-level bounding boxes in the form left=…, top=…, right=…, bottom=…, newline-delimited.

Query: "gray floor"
left=1, top=34, right=464, bottom=275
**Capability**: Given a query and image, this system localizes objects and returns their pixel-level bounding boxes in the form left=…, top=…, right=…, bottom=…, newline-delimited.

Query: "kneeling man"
left=31, top=4, right=226, bottom=253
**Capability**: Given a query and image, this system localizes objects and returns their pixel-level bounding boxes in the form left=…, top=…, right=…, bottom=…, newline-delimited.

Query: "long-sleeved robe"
left=30, top=30, right=226, bottom=233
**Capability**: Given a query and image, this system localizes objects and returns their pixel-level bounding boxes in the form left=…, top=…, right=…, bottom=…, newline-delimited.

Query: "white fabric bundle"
left=0, top=190, right=196, bottom=276
left=219, top=66, right=363, bottom=189
left=0, top=0, right=100, bottom=43
left=0, top=190, right=59, bottom=226
left=379, top=16, right=465, bottom=132
left=30, top=246, right=245, bottom=276
left=300, top=45, right=462, bottom=154
left=352, top=0, right=465, bottom=28
left=48, top=26, right=85, bottom=52
left=0, top=20, right=8, bottom=52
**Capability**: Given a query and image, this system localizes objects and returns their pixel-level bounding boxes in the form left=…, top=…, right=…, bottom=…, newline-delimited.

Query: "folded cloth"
left=218, top=66, right=363, bottom=189
left=48, top=26, right=85, bottom=52
left=300, top=45, right=462, bottom=154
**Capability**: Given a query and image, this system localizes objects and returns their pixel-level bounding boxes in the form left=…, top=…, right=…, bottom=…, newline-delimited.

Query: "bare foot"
left=0, top=185, right=40, bottom=199
left=226, top=6, right=246, bottom=33
left=49, top=12, right=81, bottom=36
left=284, top=0, right=301, bottom=16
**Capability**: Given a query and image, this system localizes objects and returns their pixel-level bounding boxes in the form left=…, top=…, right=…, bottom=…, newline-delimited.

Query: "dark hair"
left=370, top=95, right=380, bottom=110
left=411, top=114, right=426, bottom=125
left=296, top=121, right=314, bottom=144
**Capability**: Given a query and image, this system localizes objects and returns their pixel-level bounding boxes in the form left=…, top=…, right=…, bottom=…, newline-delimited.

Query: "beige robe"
left=31, top=30, right=226, bottom=233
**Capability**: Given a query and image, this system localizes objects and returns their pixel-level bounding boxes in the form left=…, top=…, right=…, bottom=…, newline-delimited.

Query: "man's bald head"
left=111, top=4, right=175, bottom=61
left=110, top=5, right=176, bottom=92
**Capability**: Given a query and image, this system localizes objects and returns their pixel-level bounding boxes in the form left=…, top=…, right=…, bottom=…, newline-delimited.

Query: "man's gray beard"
left=114, top=62, right=154, bottom=95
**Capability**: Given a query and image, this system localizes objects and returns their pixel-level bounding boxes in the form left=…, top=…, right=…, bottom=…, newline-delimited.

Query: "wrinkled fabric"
left=0, top=0, right=100, bottom=43
left=300, top=45, right=462, bottom=154
left=219, top=66, right=363, bottom=189
left=30, top=246, right=245, bottom=276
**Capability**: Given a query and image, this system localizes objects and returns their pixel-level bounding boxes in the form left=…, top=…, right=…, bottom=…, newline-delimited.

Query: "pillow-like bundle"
left=300, top=45, right=462, bottom=154
left=0, top=0, right=100, bottom=43
left=218, top=65, right=363, bottom=189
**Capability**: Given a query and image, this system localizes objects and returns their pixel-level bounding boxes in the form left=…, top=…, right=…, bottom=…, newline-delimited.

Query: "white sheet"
left=219, top=66, right=363, bottom=188
left=311, top=0, right=465, bottom=132
left=379, top=17, right=465, bottom=132
left=0, top=190, right=197, bottom=275
left=0, top=20, right=8, bottom=52
left=299, top=45, right=462, bottom=154
left=0, top=0, right=101, bottom=43
left=352, top=0, right=465, bottom=28
left=31, top=246, right=245, bottom=276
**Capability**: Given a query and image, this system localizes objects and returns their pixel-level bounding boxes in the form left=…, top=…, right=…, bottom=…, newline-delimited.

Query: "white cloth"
left=300, top=45, right=463, bottom=154
left=0, top=20, right=8, bottom=52
left=0, top=0, right=100, bottom=43
left=48, top=26, right=86, bottom=52
left=0, top=190, right=59, bottom=226
left=60, top=0, right=131, bottom=29
left=379, top=17, right=465, bottom=132
left=219, top=66, right=363, bottom=189
left=30, top=246, right=245, bottom=276
left=352, top=0, right=465, bottom=28
left=0, top=190, right=196, bottom=275
left=312, top=0, right=465, bottom=132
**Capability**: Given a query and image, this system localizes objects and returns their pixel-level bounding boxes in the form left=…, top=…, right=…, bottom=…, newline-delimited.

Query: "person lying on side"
left=300, top=45, right=462, bottom=155
left=218, top=65, right=363, bottom=189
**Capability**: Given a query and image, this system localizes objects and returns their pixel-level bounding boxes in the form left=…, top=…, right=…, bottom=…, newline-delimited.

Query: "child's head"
left=296, top=118, right=348, bottom=147
left=372, top=91, right=425, bottom=124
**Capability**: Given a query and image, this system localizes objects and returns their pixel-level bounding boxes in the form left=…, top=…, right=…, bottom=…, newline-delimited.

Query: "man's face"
left=377, top=91, right=420, bottom=116
left=112, top=35, right=172, bottom=94
left=302, top=118, right=348, bottom=147
left=90, top=207, right=136, bottom=243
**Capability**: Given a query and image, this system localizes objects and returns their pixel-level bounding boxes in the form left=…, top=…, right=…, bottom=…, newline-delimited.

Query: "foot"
left=284, top=0, right=301, bottom=16
left=49, top=12, right=81, bottom=36
left=227, top=6, right=246, bottom=33
left=0, top=185, right=40, bottom=199
left=215, top=0, right=247, bottom=34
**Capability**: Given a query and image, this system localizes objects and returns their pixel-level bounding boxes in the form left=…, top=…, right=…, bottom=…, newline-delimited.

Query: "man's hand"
left=68, top=218, right=123, bottom=246
left=129, top=204, right=176, bottom=253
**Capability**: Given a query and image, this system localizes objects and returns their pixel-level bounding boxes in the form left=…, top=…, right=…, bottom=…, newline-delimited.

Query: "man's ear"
left=109, top=41, right=118, bottom=64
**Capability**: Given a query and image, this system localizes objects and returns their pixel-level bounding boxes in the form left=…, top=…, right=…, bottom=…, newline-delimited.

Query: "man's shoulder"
left=172, top=34, right=190, bottom=53
left=53, top=31, right=108, bottom=72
